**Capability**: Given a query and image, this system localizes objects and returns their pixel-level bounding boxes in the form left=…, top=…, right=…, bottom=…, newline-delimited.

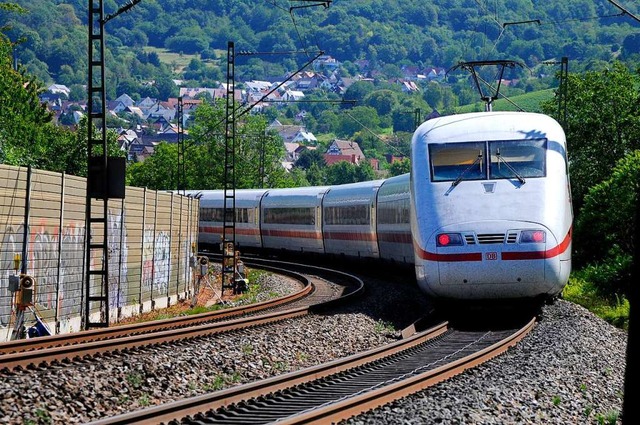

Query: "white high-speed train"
left=195, top=111, right=572, bottom=301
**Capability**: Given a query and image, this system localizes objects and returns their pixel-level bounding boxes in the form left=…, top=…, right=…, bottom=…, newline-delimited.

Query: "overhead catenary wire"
left=472, top=72, right=526, bottom=112
left=286, top=1, right=330, bottom=58
left=472, top=0, right=639, bottom=50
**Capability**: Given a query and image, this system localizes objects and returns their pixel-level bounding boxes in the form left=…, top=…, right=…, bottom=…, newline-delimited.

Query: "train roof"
left=414, top=111, right=565, bottom=145
left=197, top=189, right=269, bottom=207
left=323, top=179, right=386, bottom=205
left=261, top=186, right=331, bottom=207
left=377, top=173, right=410, bottom=200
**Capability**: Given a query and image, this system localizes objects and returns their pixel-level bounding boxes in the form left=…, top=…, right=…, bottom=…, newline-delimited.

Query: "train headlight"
left=437, top=233, right=464, bottom=247
left=520, top=230, right=546, bottom=243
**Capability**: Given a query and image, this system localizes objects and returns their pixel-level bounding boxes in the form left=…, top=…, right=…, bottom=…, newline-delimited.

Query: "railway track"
left=87, top=315, right=536, bottom=424
left=0, top=259, right=363, bottom=371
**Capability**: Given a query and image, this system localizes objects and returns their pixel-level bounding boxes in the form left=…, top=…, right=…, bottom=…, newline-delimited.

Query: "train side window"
left=378, top=199, right=409, bottom=224
left=202, top=208, right=224, bottom=222
left=489, top=139, right=546, bottom=179
left=263, top=207, right=315, bottom=225
left=429, top=142, right=486, bottom=182
left=324, top=205, right=370, bottom=225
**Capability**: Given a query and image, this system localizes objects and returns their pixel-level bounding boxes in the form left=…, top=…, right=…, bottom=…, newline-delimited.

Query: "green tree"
left=1, top=28, right=60, bottom=167
left=295, top=149, right=326, bottom=170
left=131, top=101, right=292, bottom=190
left=541, top=62, right=640, bottom=213
left=573, top=150, right=640, bottom=297
left=388, top=158, right=411, bottom=177
left=324, top=161, right=375, bottom=185
left=364, top=89, right=398, bottom=117
left=338, top=106, right=380, bottom=138
left=154, top=75, right=178, bottom=100
left=342, top=81, right=375, bottom=109
left=126, top=143, right=178, bottom=189
left=325, top=161, right=358, bottom=185
left=305, top=162, right=326, bottom=186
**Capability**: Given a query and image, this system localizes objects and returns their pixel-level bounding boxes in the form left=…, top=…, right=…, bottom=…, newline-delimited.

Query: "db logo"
left=485, top=252, right=498, bottom=260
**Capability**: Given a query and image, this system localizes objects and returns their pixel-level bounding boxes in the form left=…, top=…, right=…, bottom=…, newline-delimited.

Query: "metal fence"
left=0, top=164, right=199, bottom=341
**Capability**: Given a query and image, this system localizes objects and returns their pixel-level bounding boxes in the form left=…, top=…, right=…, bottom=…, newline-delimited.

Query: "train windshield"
left=489, top=139, right=546, bottom=179
left=429, top=139, right=547, bottom=182
left=429, top=142, right=486, bottom=182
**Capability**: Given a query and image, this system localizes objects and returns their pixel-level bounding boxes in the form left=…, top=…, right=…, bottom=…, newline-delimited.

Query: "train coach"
left=194, top=111, right=572, bottom=302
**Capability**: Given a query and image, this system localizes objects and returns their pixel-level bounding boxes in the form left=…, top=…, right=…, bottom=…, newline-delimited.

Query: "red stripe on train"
left=414, top=228, right=572, bottom=262
left=323, top=231, right=377, bottom=242
left=200, top=226, right=260, bottom=236
left=416, top=249, right=483, bottom=262
left=501, top=228, right=572, bottom=260
left=377, top=232, right=413, bottom=244
left=262, top=229, right=322, bottom=239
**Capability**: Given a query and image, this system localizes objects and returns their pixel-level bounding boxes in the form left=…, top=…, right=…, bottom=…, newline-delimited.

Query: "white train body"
left=322, top=180, right=384, bottom=258
left=376, top=174, right=413, bottom=264
left=411, top=112, right=572, bottom=299
left=260, top=186, right=329, bottom=254
left=195, top=111, right=572, bottom=301
left=198, top=189, right=267, bottom=249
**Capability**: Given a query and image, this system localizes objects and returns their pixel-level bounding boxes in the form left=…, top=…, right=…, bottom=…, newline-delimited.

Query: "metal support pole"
left=21, top=166, right=32, bottom=276
left=168, top=192, right=174, bottom=302
left=151, top=190, right=158, bottom=309
left=138, top=187, right=146, bottom=313
left=177, top=194, right=183, bottom=297
left=622, top=185, right=639, bottom=424
left=221, top=40, right=237, bottom=295
left=559, top=57, right=568, bottom=129
left=117, top=198, right=125, bottom=320
left=55, top=172, right=65, bottom=334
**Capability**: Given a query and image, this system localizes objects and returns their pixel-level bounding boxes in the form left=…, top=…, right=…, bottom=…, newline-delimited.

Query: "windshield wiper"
left=451, top=151, right=483, bottom=188
left=495, top=148, right=526, bottom=184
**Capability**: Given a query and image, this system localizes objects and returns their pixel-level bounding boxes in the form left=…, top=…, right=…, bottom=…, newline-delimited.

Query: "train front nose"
left=420, top=223, right=566, bottom=298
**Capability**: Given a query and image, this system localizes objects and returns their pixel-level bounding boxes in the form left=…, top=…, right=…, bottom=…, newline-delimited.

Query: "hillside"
left=1, top=0, right=639, bottom=90
left=456, top=89, right=555, bottom=113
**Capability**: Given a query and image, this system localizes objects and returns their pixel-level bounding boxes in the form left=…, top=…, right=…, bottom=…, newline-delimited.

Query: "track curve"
left=86, top=316, right=536, bottom=424
left=0, top=259, right=363, bottom=371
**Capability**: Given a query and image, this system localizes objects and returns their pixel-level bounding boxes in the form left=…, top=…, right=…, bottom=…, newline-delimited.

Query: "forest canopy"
left=0, top=0, right=638, bottom=88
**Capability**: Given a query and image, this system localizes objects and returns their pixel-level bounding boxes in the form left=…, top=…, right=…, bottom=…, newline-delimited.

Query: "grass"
left=115, top=268, right=278, bottom=326
left=374, top=319, right=395, bottom=335
left=143, top=47, right=196, bottom=73
left=142, top=47, right=223, bottom=74
left=456, top=89, right=555, bottom=114
left=562, top=274, right=630, bottom=330
left=126, top=371, right=143, bottom=387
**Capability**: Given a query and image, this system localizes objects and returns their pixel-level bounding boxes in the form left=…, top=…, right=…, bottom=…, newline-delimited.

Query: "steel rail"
left=281, top=316, right=536, bottom=424
left=0, top=308, right=309, bottom=371
left=0, top=262, right=310, bottom=355
left=87, top=322, right=450, bottom=425
left=87, top=318, right=535, bottom=425
left=0, top=262, right=364, bottom=370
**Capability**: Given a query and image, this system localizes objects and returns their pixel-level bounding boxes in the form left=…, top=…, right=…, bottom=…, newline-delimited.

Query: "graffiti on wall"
left=141, top=228, right=171, bottom=297
left=108, top=209, right=128, bottom=309
left=58, top=224, right=85, bottom=319
left=0, top=225, right=23, bottom=329
left=154, top=231, right=171, bottom=294
left=0, top=223, right=85, bottom=329
left=0, top=194, right=196, bottom=335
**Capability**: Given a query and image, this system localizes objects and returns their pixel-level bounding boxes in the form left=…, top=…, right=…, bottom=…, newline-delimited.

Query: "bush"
left=573, top=150, right=640, bottom=299
left=576, top=250, right=632, bottom=298
left=563, top=274, right=630, bottom=330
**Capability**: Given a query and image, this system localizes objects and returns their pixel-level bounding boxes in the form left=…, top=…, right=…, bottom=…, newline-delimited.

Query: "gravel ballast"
left=0, top=270, right=628, bottom=424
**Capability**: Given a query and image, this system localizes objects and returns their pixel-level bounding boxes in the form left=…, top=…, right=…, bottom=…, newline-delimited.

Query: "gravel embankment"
left=0, top=271, right=628, bottom=425
left=346, top=299, right=628, bottom=424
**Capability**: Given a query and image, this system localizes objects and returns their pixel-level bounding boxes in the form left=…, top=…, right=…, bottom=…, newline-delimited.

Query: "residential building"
left=326, top=139, right=365, bottom=162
